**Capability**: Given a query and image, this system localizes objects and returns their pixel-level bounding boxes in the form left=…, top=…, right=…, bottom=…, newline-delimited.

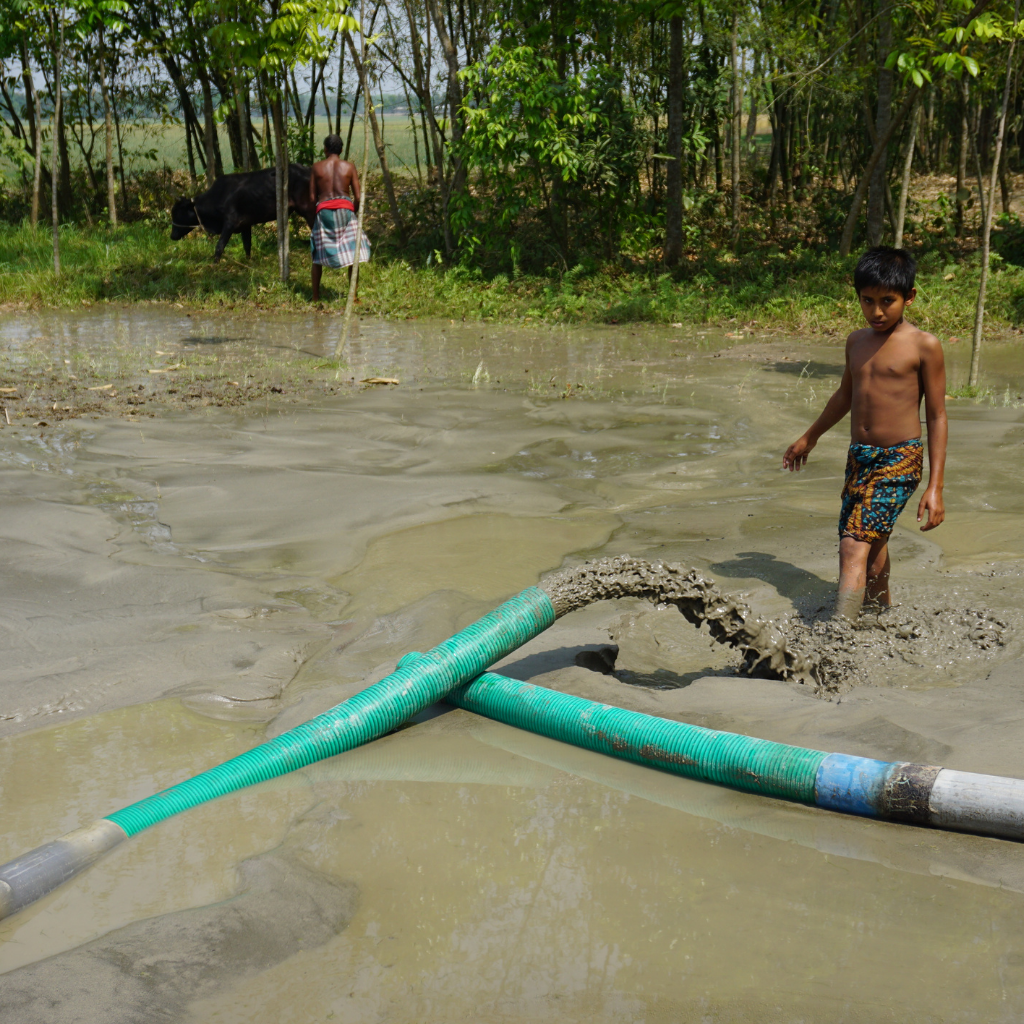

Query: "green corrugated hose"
left=0, top=586, right=556, bottom=920
left=108, top=587, right=555, bottom=835
left=394, top=652, right=826, bottom=803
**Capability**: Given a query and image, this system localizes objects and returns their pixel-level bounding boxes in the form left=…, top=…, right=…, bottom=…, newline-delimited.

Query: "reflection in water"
left=1, top=310, right=1023, bottom=1021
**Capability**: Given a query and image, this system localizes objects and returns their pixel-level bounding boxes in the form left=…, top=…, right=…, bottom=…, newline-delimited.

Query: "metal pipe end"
left=0, top=819, right=127, bottom=922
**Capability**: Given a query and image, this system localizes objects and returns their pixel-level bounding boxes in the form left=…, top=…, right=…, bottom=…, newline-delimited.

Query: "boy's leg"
left=311, top=263, right=323, bottom=302
left=836, top=535, right=871, bottom=620
left=865, top=537, right=891, bottom=607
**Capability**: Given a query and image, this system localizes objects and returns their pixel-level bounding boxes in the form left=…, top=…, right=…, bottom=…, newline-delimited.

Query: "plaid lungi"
left=310, top=203, right=371, bottom=269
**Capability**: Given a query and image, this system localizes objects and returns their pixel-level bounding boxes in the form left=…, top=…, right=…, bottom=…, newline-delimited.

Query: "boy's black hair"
left=324, top=134, right=343, bottom=155
left=853, top=246, right=916, bottom=298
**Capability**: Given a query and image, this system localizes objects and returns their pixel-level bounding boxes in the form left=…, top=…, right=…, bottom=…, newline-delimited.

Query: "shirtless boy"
left=783, top=246, right=947, bottom=620
left=309, top=134, right=370, bottom=302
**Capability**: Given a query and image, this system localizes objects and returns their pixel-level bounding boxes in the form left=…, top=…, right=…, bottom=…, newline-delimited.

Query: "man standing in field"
left=309, top=134, right=371, bottom=303
left=783, top=246, right=947, bottom=620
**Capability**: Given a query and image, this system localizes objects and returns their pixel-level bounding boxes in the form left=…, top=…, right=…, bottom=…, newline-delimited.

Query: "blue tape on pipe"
left=814, top=752, right=892, bottom=816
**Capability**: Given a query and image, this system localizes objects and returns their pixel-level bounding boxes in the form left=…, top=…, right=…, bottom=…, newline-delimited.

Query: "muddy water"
left=1, top=309, right=1024, bottom=1022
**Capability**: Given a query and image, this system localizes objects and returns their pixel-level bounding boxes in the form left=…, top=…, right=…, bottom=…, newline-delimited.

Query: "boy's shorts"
left=838, top=438, right=923, bottom=542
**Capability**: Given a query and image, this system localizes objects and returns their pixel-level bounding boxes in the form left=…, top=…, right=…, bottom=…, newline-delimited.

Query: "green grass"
left=946, top=383, right=991, bottom=399
left=2, top=220, right=1022, bottom=341
left=945, top=382, right=1024, bottom=405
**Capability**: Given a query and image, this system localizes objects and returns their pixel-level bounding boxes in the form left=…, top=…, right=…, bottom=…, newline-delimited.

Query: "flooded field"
left=1, top=309, right=1023, bottom=1022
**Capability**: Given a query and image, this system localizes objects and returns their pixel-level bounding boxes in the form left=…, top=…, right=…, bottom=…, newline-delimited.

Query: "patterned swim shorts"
left=838, top=438, right=924, bottom=542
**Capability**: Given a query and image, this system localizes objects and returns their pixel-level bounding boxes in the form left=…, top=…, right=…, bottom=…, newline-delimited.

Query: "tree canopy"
left=1, top=0, right=1022, bottom=275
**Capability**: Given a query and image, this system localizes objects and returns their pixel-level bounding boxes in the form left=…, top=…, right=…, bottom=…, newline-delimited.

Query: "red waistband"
left=316, top=197, right=354, bottom=214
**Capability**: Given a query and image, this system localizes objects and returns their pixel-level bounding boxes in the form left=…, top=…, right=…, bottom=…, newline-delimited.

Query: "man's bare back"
left=309, top=153, right=360, bottom=208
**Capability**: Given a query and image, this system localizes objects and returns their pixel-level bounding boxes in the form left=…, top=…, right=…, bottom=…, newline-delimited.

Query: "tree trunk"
left=730, top=13, right=742, bottom=247
left=335, top=38, right=345, bottom=137
left=766, top=95, right=781, bottom=199
left=258, top=75, right=273, bottom=165
left=866, top=3, right=893, bottom=246
left=894, top=100, right=920, bottom=248
left=839, top=86, right=920, bottom=256
left=200, top=73, right=218, bottom=185
left=29, top=60, right=42, bottom=230
left=956, top=79, right=969, bottom=236
left=426, top=0, right=465, bottom=253
left=234, top=79, right=250, bottom=171
left=221, top=79, right=244, bottom=170
left=401, top=77, right=423, bottom=184
left=971, top=124, right=987, bottom=234
left=244, top=87, right=258, bottom=168
left=664, top=15, right=683, bottom=267
left=51, top=7, right=65, bottom=273
left=19, top=41, right=37, bottom=168
left=184, top=104, right=197, bottom=181
left=320, top=72, right=333, bottom=138
left=160, top=54, right=202, bottom=180
left=345, top=87, right=360, bottom=159
left=780, top=102, right=792, bottom=202
left=714, top=115, right=724, bottom=191
left=271, top=87, right=289, bottom=283
left=403, top=0, right=436, bottom=178
left=113, top=96, right=127, bottom=203
left=970, top=3, right=1018, bottom=386
left=98, top=30, right=117, bottom=227
left=745, top=51, right=759, bottom=148
left=925, top=83, right=936, bottom=172
left=345, top=32, right=406, bottom=244
left=57, top=97, right=72, bottom=216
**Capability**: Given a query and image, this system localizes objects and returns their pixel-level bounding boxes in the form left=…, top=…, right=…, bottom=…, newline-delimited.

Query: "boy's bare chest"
left=849, top=337, right=920, bottom=386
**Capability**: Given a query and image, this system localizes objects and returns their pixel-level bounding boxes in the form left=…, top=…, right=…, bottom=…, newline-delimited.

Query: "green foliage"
left=0, top=125, right=31, bottom=186
left=198, top=0, right=357, bottom=81
left=454, top=39, right=645, bottom=269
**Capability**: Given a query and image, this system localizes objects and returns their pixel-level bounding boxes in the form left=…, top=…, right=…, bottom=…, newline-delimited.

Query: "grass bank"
left=1, top=220, right=1022, bottom=340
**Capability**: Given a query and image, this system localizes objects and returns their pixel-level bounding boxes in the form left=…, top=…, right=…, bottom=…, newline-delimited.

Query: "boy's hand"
left=783, top=435, right=815, bottom=471
left=917, top=486, right=945, bottom=531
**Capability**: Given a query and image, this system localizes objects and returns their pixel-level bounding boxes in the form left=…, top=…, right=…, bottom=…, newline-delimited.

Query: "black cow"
left=170, top=164, right=316, bottom=260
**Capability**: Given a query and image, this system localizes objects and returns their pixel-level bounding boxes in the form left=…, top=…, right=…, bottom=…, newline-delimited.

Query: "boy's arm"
left=782, top=363, right=853, bottom=471
left=309, top=165, right=318, bottom=206
left=917, top=335, right=947, bottom=531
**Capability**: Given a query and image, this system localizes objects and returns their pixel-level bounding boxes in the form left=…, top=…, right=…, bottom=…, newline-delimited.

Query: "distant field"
left=138, top=115, right=427, bottom=176
left=0, top=114, right=428, bottom=184
left=2, top=111, right=777, bottom=190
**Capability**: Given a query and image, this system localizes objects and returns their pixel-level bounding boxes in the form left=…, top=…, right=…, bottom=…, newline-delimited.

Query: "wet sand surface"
left=1, top=309, right=1024, bottom=1021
